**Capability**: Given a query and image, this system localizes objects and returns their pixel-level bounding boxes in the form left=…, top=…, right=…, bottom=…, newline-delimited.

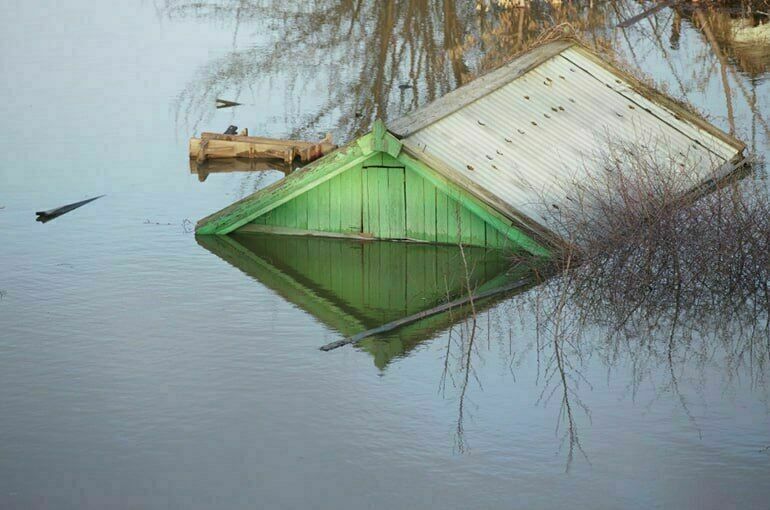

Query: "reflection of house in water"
left=197, top=234, right=534, bottom=368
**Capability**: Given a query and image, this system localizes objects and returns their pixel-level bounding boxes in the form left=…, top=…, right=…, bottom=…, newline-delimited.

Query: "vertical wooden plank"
left=423, top=181, right=437, bottom=242
left=447, top=197, right=460, bottom=244
left=388, top=168, right=406, bottom=239
left=317, top=179, right=331, bottom=232
left=346, top=165, right=363, bottom=233
left=362, top=167, right=371, bottom=234
left=459, top=205, right=472, bottom=245
left=268, top=204, right=282, bottom=226
left=435, top=189, right=449, bottom=243
left=328, top=171, right=342, bottom=233
left=470, top=212, right=486, bottom=247
left=376, top=168, right=389, bottom=238
left=334, top=168, right=346, bottom=232
left=275, top=201, right=296, bottom=228
left=294, top=192, right=308, bottom=230
left=486, top=222, right=500, bottom=248
left=307, top=183, right=320, bottom=231
left=283, top=202, right=294, bottom=228
left=365, top=168, right=381, bottom=236
left=404, top=168, right=423, bottom=239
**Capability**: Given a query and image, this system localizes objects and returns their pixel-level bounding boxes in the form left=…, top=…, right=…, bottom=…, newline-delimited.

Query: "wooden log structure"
left=189, top=132, right=337, bottom=164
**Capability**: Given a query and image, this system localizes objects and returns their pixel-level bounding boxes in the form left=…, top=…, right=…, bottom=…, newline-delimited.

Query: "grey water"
left=1, top=1, right=769, bottom=509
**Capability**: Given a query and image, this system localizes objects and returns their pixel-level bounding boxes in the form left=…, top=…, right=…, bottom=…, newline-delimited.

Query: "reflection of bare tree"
left=615, top=2, right=770, bottom=151
left=166, top=0, right=482, bottom=138
left=440, top=244, right=484, bottom=454
left=164, top=0, right=625, bottom=140
left=532, top=256, right=591, bottom=472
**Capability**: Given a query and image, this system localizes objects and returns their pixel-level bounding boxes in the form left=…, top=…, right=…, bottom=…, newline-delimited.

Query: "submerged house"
left=196, top=40, right=746, bottom=256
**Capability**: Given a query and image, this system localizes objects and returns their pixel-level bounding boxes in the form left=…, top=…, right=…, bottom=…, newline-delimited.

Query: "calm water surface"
left=1, top=1, right=769, bottom=509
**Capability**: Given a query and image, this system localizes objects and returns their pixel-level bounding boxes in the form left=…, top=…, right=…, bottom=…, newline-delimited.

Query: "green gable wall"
left=248, top=152, right=518, bottom=249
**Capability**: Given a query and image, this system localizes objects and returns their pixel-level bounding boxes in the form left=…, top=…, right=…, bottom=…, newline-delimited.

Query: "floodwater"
left=1, top=1, right=769, bottom=509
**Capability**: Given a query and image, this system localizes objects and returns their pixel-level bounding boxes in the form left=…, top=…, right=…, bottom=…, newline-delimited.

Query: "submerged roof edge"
left=389, top=40, right=575, bottom=138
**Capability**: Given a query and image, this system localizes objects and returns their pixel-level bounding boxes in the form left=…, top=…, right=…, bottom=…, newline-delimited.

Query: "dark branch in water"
left=35, top=195, right=105, bottom=223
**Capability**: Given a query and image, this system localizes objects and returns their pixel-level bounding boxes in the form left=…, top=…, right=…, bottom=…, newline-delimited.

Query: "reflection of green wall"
left=197, top=233, right=535, bottom=368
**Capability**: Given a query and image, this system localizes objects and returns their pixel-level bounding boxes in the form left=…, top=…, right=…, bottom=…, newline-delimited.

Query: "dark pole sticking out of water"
left=35, top=195, right=105, bottom=223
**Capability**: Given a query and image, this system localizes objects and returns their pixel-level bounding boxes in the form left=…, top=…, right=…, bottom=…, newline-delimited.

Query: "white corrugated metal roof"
left=398, top=43, right=745, bottom=235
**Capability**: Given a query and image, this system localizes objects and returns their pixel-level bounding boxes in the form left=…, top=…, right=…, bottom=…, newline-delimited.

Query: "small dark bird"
left=224, top=125, right=238, bottom=135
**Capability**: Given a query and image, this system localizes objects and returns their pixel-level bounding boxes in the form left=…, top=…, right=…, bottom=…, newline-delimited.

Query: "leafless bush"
left=523, top=140, right=768, bottom=374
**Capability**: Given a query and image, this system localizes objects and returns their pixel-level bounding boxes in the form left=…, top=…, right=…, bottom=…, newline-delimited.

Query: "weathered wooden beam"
left=189, top=133, right=336, bottom=164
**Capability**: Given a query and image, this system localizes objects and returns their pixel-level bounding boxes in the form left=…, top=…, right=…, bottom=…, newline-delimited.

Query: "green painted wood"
left=470, top=210, right=486, bottom=246
left=423, top=178, right=437, bottom=242
left=365, top=119, right=403, bottom=157
left=387, top=168, right=406, bottom=239
left=250, top=157, right=536, bottom=251
left=295, top=192, right=308, bottom=229
left=486, top=223, right=500, bottom=249
left=264, top=164, right=364, bottom=234
left=380, top=153, right=401, bottom=167
left=375, top=168, right=389, bottom=238
left=196, top=141, right=373, bottom=234
left=436, top=189, right=449, bottom=243
left=396, top=149, right=550, bottom=256
left=238, top=223, right=374, bottom=240
left=197, top=122, right=550, bottom=257
left=340, top=167, right=362, bottom=233
left=317, top=179, right=331, bottom=232
left=460, top=205, right=472, bottom=245
left=306, top=179, right=321, bottom=231
left=363, top=166, right=379, bottom=236
left=405, top=168, right=424, bottom=239
left=447, top=199, right=460, bottom=244
left=198, top=126, right=550, bottom=253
